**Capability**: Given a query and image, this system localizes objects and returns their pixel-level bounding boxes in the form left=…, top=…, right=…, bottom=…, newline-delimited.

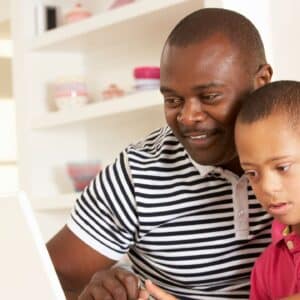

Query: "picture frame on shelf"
left=34, top=3, right=61, bottom=35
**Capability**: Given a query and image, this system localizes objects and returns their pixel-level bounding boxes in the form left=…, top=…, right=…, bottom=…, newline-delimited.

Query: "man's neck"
left=219, top=156, right=244, bottom=176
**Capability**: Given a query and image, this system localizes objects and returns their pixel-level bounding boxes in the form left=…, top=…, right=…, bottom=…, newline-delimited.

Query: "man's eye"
left=201, top=93, right=219, bottom=102
left=164, top=97, right=182, bottom=106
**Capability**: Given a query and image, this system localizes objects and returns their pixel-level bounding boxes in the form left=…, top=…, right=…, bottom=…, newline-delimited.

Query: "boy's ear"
left=254, top=64, right=273, bottom=89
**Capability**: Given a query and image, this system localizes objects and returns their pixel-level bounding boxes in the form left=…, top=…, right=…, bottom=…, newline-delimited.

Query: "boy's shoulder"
left=254, top=220, right=287, bottom=271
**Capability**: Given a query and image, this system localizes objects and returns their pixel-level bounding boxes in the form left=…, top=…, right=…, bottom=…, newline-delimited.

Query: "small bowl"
left=65, top=4, right=92, bottom=24
left=67, top=161, right=102, bottom=191
left=54, top=79, right=90, bottom=110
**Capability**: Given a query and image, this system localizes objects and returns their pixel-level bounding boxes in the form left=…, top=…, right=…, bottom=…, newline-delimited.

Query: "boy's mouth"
left=268, top=202, right=291, bottom=216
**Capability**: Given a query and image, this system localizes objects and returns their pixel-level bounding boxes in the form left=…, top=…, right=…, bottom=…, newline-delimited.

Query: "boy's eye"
left=277, top=164, right=291, bottom=172
left=244, top=170, right=258, bottom=178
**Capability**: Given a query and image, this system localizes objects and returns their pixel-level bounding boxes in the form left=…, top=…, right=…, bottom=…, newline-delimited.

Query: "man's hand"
left=138, top=280, right=178, bottom=300
left=78, top=267, right=140, bottom=300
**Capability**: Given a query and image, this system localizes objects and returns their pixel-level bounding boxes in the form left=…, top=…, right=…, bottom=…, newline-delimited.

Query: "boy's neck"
left=291, top=224, right=300, bottom=235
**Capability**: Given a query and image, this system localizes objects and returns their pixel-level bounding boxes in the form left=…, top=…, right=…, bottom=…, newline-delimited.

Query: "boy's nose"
left=259, top=172, right=282, bottom=200
left=177, top=98, right=206, bottom=125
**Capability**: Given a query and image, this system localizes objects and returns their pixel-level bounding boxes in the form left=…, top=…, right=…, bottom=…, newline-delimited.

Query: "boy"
left=235, top=80, right=300, bottom=300
left=140, top=81, right=300, bottom=300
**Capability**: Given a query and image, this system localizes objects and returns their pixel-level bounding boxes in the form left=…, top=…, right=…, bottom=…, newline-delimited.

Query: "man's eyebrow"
left=192, top=83, right=226, bottom=91
left=160, top=83, right=225, bottom=94
left=160, top=86, right=175, bottom=94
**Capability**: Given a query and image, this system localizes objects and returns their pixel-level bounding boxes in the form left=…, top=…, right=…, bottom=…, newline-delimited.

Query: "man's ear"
left=254, top=64, right=273, bottom=89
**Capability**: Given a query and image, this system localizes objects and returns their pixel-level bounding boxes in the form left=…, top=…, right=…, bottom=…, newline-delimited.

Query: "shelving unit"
left=30, top=0, right=201, bottom=52
left=32, top=89, right=162, bottom=129
left=12, top=0, right=203, bottom=240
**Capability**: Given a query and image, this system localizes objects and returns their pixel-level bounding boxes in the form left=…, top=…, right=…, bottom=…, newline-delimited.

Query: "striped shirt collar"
left=187, top=152, right=242, bottom=181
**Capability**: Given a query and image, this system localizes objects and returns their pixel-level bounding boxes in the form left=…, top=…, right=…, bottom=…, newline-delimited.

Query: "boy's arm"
left=281, top=295, right=300, bottom=300
left=47, top=225, right=140, bottom=300
left=249, top=258, right=269, bottom=300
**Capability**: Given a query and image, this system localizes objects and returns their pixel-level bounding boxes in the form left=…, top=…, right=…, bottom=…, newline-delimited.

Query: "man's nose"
left=177, top=98, right=206, bottom=125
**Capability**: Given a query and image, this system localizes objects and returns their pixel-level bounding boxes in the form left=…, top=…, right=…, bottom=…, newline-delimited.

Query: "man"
left=47, top=8, right=273, bottom=300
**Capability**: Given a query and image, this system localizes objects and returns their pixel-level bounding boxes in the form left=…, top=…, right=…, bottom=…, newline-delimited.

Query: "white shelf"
left=32, top=89, right=163, bottom=129
left=32, top=192, right=80, bottom=211
left=30, top=0, right=201, bottom=52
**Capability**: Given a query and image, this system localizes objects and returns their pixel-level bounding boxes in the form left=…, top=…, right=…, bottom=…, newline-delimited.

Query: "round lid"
left=133, top=66, right=160, bottom=79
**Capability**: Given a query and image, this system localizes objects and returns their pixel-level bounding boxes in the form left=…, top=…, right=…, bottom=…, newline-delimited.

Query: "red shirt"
left=250, top=220, right=300, bottom=299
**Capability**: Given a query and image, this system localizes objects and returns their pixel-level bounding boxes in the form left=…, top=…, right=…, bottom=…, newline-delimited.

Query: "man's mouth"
left=184, top=129, right=218, bottom=140
left=190, top=134, right=208, bottom=140
left=181, top=129, right=220, bottom=147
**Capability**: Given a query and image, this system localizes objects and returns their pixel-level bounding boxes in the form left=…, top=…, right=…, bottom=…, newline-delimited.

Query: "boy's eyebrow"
left=267, top=155, right=292, bottom=163
left=241, top=155, right=292, bottom=167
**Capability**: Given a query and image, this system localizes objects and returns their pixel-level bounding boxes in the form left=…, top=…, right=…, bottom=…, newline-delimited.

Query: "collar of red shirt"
left=272, top=219, right=300, bottom=252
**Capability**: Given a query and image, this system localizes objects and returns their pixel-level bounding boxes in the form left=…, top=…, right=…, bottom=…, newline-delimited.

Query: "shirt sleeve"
left=67, top=150, right=138, bottom=261
left=250, top=255, right=270, bottom=300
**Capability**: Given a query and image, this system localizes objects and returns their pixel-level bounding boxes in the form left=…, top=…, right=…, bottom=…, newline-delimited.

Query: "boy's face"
left=235, top=112, right=300, bottom=232
left=160, top=34, right=256, bottom=167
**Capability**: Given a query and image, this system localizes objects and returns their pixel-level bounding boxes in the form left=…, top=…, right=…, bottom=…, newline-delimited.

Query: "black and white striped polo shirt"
left=68, top=126, right=272, bottom=300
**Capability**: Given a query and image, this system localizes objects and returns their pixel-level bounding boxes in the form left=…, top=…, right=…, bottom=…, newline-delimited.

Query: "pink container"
left=109, top=0, right=135, bottom=10
left=65, top=4, right=92, bottom=24
left=133, top=66, right=160, bottom=79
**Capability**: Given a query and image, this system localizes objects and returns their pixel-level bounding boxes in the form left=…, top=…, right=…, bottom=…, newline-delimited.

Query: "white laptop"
left=0, top=192, right=66, bottom=299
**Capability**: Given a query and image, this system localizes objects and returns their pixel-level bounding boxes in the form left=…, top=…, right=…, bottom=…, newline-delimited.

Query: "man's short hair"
left=165, top=8, right=266, bottom=73
left=237, top=80, right=300, bottom=128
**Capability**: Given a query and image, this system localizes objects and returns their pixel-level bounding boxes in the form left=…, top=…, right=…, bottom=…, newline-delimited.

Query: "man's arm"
left=47, top=225, right=140, bottom=300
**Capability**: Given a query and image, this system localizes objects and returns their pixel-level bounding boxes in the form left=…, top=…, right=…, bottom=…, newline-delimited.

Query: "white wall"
left=0, top=4, right=18, bottom=194
left=0, top=101, right=19, bottom=194
left=0, top=0, right=10, bottom=22
left=270, top=0, right=300, bottom=80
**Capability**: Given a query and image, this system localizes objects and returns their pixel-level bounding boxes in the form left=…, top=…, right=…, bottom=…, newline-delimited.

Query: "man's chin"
left=189, top=150, right=238, bottom=168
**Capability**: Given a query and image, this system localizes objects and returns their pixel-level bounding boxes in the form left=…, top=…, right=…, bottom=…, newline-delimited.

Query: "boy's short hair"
left=237, top=80, right=300, bottom=128
left=165, top=8, right=266, bottom=74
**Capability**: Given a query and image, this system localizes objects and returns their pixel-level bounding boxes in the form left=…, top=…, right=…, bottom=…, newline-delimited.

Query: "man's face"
left=235, top=113, right=300, bottom=233
left=160, top=35, right=255, bottom=166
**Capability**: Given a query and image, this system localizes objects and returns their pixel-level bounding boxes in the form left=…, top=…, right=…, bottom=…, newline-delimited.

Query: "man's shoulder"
left=126, top=126, right=184, bottom=158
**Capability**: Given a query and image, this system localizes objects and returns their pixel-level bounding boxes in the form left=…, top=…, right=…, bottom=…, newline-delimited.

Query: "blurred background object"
left=54, top=77, right=90, bottom=110
left=0, top=0, right=19, bottom=195
left=66, top=161, right=102, bottom=192
left=133, top=66, right=160, bottom=91
left=65, top=3, right=92, bottom=24
left=108, top=0, right=135, bottom=10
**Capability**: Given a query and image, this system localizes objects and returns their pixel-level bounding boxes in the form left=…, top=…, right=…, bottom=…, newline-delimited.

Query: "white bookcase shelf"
left=30, top=0, right=200, bottom=52
left=12, top=0, right=203, bottom=239
left=32, top=90, right=162, bottom=129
